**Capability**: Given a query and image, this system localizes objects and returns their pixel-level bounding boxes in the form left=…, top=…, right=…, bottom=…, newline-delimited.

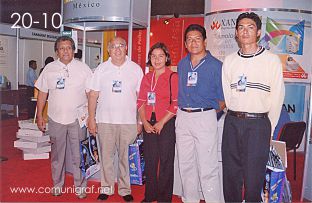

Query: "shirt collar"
left=57, top=58, right=74, bottom=66
left=108, top=56, right=129, bottom=67
left=186, top=50, right=211, bottom=62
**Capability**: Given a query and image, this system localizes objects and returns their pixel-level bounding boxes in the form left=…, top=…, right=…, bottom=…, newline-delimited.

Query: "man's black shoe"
left=97, top=194, right=109, bottom=201
left=122, top=194, right=134, bottom=202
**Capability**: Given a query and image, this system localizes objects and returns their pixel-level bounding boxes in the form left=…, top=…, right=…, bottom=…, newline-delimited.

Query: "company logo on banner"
left=210, top=21, right=221, bottom=30
left=207, top=16, right=238, bottom=62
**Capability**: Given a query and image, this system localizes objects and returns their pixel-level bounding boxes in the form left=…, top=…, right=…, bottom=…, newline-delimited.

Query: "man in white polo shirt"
left=88, top=37, right=143, bottom=202
left=35, top=36, right=92, bottom=199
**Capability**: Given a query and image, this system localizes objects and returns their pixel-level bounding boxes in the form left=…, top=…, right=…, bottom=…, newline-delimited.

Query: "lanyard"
left=150, top=71, right=158, bottom=92
left=190, top=59, right=205, bottom=72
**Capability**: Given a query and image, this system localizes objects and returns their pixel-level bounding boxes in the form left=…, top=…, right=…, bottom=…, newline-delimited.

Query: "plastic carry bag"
left=262, top=146, right=287, bottom=203
left=79, top=133, right=100, bottom=179
left=128, top=137, right=145, bottom=185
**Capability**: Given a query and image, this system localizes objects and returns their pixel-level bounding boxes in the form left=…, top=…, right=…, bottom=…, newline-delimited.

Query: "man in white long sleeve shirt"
left=221, top=12, right=285, bottom=202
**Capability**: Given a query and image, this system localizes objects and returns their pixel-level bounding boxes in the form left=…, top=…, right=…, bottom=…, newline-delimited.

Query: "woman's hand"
left=143, top=121, right=156, bottom=134
left=153, top=120, right=165, bottom=134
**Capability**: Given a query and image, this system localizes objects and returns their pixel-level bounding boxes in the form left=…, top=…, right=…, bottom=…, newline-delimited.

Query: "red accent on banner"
left=116, top=29, right=147, bottom=72
left=117, top=17, right=204, bottom=69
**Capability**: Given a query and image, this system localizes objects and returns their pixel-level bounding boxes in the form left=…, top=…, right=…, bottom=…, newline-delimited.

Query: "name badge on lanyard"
left=147, top=92, right=156, bottom=105
left=56, top=77, right=65, bottom=89
left=149, top=71, right=158, bottom=105
left=187, top=72, right=198, bottom=86
left=237, top=75, right=247, bottom=92
left=112, top=80, right=122, bottom=93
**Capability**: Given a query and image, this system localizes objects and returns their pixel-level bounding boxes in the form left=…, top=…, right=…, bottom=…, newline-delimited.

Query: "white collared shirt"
left=88, top=56, right=143, bottom=124
left=35, top=59, right=92, bottom=125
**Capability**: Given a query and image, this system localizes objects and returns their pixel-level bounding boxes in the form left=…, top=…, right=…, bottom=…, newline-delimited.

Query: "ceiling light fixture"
left=163, top=13, right=179, bottom=25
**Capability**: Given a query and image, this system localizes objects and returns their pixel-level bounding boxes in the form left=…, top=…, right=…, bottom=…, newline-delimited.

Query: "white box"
left=17, top=134, right=50, bottom=143
left=14, top=140, right=50, bottom=149
left=18, top=119, right=48, bottom=130
left=23, top=152, right=49, bottom=160
left=18, top=145, right=51, bottom=154
left=18, top=120, right=38, bottom=130
left=17, top=129, right=45, bottom=137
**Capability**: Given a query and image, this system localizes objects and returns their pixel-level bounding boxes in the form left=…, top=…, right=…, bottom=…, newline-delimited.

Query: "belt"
left=228, top=110, right=268, bottom=119
left=180, top=108, right=213, bottom=113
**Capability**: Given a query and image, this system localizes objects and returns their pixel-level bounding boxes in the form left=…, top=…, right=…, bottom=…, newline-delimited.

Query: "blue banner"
left=284, top=84, right=306, bottom=121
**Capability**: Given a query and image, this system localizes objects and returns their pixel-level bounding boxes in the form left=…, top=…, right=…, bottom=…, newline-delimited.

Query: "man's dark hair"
left=146, top=42, right=171, bottom=67
left=236, top=12, right=262, bottom=30
left=29, top=60, right=36, bottom=67
left=44, top=57, right=54, bottom=66
left=74, top=49, right=82, bottom=59
left=54, top=36, right=76, bottom=52
left=184, top=24, right=207, bottom=42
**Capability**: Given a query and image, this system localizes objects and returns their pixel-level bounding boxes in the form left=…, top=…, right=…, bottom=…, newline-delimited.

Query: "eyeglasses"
left=109, top=44, right=126, bottom=50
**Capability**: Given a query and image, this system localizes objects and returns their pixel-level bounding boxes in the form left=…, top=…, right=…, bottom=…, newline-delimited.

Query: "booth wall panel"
left=0, top=35, right=17, bottom=89
left=42, top=41, right=56, bottom=65
left=20, top=39, right=42, bottom=85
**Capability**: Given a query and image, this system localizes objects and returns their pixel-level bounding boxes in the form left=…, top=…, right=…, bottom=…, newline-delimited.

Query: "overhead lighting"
left=163, top=13, right=179, bottom=25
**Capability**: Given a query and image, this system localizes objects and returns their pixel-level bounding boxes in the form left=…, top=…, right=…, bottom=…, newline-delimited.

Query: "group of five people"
left=35, top=12, right=284, bottom=202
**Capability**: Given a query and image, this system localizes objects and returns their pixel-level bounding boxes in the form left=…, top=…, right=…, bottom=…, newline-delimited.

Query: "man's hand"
left=87, top=117, right=97, bottom=136
left=37, top=116, right=46, bottom=132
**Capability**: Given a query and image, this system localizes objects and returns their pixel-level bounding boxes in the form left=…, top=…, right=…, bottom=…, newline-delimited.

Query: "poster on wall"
left=0, top=37, right=8, bottom=67
left=205, top=10, right=311, bottom=82
left=259, top=18, right=308, bottom=80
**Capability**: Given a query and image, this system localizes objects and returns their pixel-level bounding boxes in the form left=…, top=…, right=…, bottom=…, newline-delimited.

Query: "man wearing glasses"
left=35, top=36, right=92, bottom=199
left=88, top=37, right=143, bottom=202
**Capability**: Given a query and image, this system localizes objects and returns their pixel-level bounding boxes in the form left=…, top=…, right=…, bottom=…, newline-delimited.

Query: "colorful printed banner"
left=259, top=18, right=305, bottom=55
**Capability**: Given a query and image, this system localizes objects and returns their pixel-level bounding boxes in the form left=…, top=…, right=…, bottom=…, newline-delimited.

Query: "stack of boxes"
left=14, top=120, right=51, bottom=160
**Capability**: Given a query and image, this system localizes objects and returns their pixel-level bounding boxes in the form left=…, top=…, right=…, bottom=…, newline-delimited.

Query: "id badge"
left=112, top=80, right=122, bottom=93
left=187, top=72, right=198, bottom=86
left=237, top=75, right=247, bottom=92
left=56, top=77, right=65, bottom=89
left=147, top=92, right=156, bottom=105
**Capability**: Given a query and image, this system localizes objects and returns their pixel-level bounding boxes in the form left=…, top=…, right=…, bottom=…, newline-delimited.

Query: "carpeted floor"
left=0, top=117, right=305, bottom=202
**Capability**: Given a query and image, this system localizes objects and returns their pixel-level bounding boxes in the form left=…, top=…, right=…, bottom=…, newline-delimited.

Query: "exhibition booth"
left=0, top=0, right=311, bottom=201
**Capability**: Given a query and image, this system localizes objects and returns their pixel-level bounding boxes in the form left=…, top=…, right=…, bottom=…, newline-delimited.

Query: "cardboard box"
left=18, top=145, right=51, bottom=154
left=14, top=140, right=50, bottom=149
left=17, top=129, right=45, bottom=137
left=23, top=152, right=49, bottom=160
left=17, top=134, right=50, bottom=143
left=18, top=119, right=48, bottom=130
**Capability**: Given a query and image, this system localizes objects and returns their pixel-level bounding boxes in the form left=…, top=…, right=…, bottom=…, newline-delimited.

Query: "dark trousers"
left=143, top=118, right=176, bottom=202
left=222, top=114, right=271, bottom=202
